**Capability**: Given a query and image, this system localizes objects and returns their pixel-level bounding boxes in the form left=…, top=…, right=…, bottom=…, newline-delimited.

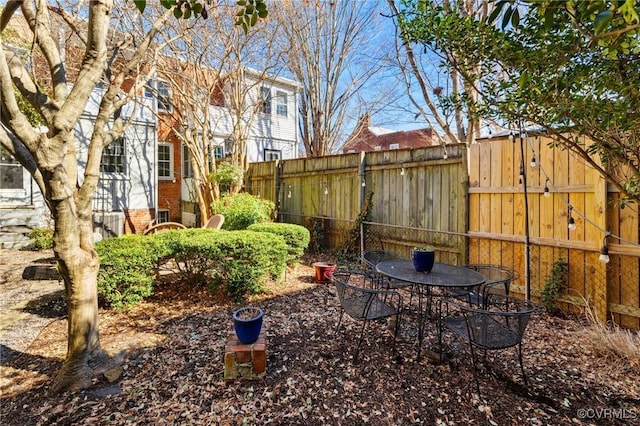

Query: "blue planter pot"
left=233, top=307, right=264, bottom=344
left=412, top=249, right=435, bottom=273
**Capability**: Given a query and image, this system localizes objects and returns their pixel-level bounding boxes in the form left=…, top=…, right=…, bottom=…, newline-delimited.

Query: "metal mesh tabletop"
left=375, top=260, right=485, bottom=289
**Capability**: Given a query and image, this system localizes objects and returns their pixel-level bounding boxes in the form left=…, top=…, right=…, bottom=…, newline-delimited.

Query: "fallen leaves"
left=1, top=257, right=639, bottom=425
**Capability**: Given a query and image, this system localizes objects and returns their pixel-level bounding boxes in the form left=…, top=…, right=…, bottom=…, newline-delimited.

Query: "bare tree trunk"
left=43, top=157, right=111, bottom=391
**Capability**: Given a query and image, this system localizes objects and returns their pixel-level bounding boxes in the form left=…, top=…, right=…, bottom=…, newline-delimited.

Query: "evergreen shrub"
left=28, top=227, right=54, bottom=250
left=247, top=222, right=310, bottom=265
left=211, top=192, right=274, bottom=230
left=95, top=234, right=159, bottom=310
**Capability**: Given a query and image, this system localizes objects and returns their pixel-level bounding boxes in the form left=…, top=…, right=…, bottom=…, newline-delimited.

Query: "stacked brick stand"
left=224, top=331, right=267, bottom=381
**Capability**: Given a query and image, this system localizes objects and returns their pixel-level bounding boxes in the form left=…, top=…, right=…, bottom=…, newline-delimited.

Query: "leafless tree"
left=273, top=0, right=391, bottom=157
left=152, top=7, right=282, bottom=223
left=386, top=0, right=491, bottom=145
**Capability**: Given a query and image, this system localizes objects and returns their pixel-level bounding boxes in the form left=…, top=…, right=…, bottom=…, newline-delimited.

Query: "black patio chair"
left=362, top=250, right=415, bottom=304
left=332, top=270, right=403, bottom=362
left=438, top=293, right=536, bottom=394
left=446, top=264, right=518, bottom=308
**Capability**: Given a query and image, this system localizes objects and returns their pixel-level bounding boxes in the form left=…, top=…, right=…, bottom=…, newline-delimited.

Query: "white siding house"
left=0, top=86, right=158, bottom=245
left=178, top=70, right=301, bottom=226
left=247, top=72, right=301, bottom=162
left=1, top=66, right=301, bottom=242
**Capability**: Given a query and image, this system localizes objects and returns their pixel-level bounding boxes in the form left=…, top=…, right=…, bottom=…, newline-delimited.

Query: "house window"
left=0, top=147, right=23, bottom=190
left=213, top=145, right=224, bottom=159
left=158, top=143, right=173, bottom=180
left=389, top=143, right=400, bottom=150
left=157, top=209, right=170, bottom=223
left=260, top=86, right=271, bottom=114
left=276, top=91, right=288, bottom=117
left=100, top=137, right=126, bottom=174
left=145, top=79, right=172, bottom=113
left=182, top=145, right=193, bottom=178
left=264, top=149, right=281, bottom=161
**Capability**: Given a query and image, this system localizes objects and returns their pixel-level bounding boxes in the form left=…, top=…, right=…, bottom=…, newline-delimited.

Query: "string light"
left=568, top=205, right=576, bottom=231
left=324, top=187, right=328, bottom=196
left=287, top=185, right=292, bottom=199
left=543, top=178, right=551, bottom=198
left=400, top=167, right=405, bottom=176
left=242, top=137, right=640, bottom=251
left=530, top=155, right=537, bottom=168
left=599, top=232, right=611, bottom=263
left=443, top=150, right=448, bottom=159
left=519, top=163, right=525, bottom=184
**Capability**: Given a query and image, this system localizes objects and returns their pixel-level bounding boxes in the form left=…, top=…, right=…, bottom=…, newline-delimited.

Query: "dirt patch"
left=0, top=249, right=65, bottom=357
left=0, top=250, right=639, bottom=425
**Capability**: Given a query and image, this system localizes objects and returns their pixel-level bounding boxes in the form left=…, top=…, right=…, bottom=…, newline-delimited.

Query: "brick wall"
left=158, top=180, right=182, bottom=222
left=124, top=209, right=154, bottom=234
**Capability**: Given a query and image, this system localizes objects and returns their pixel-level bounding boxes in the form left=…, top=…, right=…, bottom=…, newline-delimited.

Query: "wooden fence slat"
left=248, top=139, right=639, bottom=329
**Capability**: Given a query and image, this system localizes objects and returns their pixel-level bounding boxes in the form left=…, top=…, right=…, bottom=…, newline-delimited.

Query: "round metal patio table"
left=376, top=260, right=485, bottom=360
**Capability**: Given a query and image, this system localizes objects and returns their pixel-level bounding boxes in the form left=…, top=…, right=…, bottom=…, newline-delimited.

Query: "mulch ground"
left=1, top=251, right=639, bottom=425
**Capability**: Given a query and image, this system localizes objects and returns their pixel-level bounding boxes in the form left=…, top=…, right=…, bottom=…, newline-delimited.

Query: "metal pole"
left=359, top=151, right=366, bottom=258
left=518, top=128, right=532, bottom=300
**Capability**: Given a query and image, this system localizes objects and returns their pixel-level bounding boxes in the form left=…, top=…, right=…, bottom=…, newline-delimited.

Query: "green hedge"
left=247, top=223, right=310, bottom=265
left=95, top=228, right=290, bottom=308
left=194, top=230, right=287, bottom=301
left=28, top=227, right=54, bottom=250
left=95, top=234, right=160, bottom=310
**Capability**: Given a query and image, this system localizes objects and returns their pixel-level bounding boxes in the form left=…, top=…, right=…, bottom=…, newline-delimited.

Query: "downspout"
left=153, top=123, right=158, bottom=225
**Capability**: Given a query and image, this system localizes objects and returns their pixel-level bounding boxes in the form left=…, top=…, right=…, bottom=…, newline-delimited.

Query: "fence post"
left=274, top=160, right=282, bottom=222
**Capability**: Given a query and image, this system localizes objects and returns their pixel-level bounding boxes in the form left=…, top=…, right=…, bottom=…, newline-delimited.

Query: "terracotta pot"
left=312, top=262, right=337, bottom=283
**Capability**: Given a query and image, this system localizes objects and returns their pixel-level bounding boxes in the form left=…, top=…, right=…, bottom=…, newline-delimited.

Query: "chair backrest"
left=463, top=264, right=517, bottom=298
left=332, top=271, right=377, bottom=320
left=362, top=250, right=401, bottom=277
left=458, top=294, right=535, bottom=350
left=142, top=221, right=187, bottom=235
left=203, top=214, right=225, bottom=229
left=362, top=250, right=401, bottom=267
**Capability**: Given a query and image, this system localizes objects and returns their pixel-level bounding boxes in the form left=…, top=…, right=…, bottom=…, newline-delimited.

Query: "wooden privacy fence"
left=245, top=144, right=469, bottom=264
left=246, top=139, right=640, bottom=329
left=469, top=134, right=639, bottom=328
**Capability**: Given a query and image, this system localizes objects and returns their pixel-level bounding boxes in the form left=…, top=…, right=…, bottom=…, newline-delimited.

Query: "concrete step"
left=0, top=216, right=41, bottom=227
left=0, top=208, right=44, bottom=251
left=0, top=208, right=42, bottom=228
left=1, top=238, right=32, bottom=249
left=0, top=231, right=30, bottom=243
left=0, top=206, right=36, bottom=216
left=0, top=225, right=34, bottom=234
